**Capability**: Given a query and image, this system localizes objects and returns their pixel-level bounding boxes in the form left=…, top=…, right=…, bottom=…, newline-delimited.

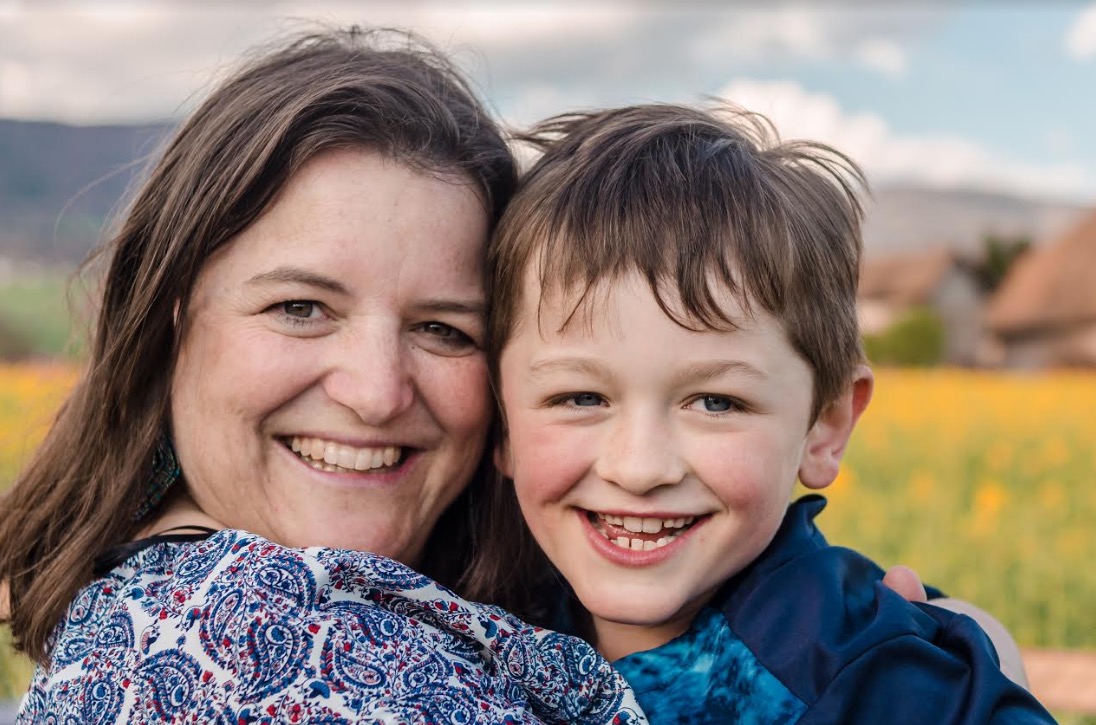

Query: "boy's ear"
left=798, top=364, right=873, bottom=490
left=494, top=435, right=514, bottom=479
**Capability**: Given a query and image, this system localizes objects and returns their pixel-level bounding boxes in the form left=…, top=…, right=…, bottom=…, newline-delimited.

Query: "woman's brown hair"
left=0, top=27, right=516, bottom=662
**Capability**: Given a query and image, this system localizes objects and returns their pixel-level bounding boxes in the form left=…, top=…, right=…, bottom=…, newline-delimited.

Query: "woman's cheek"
left=429, top=354, right=492, bottom=441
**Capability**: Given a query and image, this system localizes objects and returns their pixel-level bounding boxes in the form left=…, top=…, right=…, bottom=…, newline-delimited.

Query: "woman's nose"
left=323, top=326, right=415, bottom=424
left=594, top=411, right=686, bottom=494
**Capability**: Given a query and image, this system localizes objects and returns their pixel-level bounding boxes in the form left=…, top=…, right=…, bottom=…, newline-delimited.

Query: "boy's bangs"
left=527, top=129, right=797, bottom=336
left=532, top=223, right=760, bottom=337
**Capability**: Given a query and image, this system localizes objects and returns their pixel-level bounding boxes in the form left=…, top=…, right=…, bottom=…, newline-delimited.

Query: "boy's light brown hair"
left=465, top=103, right=868, bottom=622
left=488, top=103, right=867, bottom=422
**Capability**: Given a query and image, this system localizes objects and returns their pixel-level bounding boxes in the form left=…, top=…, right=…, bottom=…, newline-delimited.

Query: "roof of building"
left=987, top=209, right=1096, bottom=335
left=858, top=247, right=958, bottom=307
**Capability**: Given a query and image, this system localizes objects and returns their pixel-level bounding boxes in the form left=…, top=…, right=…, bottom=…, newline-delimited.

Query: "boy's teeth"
left=609, top=535, right=676, bottom=552
left=594, top=511, right=699, bottom=552
left=288, top=436, right=403, bottom=472
left=605, top=514, right=695, bottom=535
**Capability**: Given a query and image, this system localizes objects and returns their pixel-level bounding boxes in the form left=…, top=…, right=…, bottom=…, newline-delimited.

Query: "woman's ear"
left=798, top=365, right=873, bottom=490
left=494, top=436, right=514, bottom=479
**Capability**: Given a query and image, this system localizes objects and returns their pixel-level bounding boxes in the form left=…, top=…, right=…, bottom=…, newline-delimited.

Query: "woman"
left=0, top=28, right=642, bottom=723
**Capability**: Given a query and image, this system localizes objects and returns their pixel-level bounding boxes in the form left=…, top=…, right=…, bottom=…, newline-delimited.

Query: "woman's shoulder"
left=30, top=530, right=646, bottom=724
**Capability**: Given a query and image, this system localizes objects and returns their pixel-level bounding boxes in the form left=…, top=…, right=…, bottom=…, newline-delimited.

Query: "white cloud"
left=1066, top=2, right=1096, bottom=59
left=717, top=78, right=1096, bottom=203
left=0, top=2, right=644, bottom=123
left=855, top=38, right=907, bottom=77
left=0, top=2, right=938, bottom=122
left=690, top=6, right=927, bottom=77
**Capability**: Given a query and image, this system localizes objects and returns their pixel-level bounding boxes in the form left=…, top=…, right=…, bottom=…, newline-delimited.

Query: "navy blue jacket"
left=613, top=496, right=1055, bottom=724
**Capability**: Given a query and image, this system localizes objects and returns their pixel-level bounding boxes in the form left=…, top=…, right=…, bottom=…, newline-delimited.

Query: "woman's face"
left=170, top=148, right=491, bottom=565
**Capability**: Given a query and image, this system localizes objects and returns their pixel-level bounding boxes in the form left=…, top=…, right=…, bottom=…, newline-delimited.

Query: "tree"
left=972, top=233, right=1030, bottom=293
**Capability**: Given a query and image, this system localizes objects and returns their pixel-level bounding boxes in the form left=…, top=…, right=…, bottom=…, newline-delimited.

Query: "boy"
left=481, top=104, right=1053, bottom=722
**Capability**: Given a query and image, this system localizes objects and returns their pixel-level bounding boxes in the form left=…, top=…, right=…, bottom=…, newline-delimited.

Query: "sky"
left=2, top=1, right=1095, bottom=205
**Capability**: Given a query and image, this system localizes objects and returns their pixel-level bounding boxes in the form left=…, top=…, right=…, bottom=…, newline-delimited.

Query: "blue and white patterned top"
left=20, top=529, right=647, bottom=724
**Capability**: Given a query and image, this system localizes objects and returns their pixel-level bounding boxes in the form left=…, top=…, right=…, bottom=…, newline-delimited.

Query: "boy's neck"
left=592, top=610, right=697, bottom=662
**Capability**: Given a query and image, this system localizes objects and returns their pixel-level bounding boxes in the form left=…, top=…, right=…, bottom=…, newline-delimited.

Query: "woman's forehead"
left=186, top=149, right=489, bottom=305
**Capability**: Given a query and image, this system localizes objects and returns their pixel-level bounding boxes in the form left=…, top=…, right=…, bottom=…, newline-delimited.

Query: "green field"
left=0, top=270, right=87, bottom=359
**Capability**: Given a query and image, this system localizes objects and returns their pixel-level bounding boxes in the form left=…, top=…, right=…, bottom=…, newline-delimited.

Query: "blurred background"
left=1, top=1, right=1095, bottom=720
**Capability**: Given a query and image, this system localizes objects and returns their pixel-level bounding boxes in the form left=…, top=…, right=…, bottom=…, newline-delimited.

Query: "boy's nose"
left=594, top=412, right=686, bottom=494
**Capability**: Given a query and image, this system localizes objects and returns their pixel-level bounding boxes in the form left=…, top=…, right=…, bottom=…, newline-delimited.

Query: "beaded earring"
left=133, top=432, right=181, bottom=521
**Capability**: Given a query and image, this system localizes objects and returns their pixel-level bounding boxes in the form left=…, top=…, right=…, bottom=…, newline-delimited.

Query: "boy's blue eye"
left=701, top=395, right=733, bottom=412
left=571, top=393, right=602, bottom=407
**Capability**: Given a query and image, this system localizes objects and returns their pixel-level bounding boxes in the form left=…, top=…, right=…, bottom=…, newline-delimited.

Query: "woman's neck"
left=134, top=488, right=225, bottom=539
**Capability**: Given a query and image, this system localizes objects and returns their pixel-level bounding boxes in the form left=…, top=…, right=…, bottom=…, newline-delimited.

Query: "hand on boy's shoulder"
left=928, top=597, right=1029, bottom=689
left=881, top=565, right=928, bottom=603
left=882, top=564, right=1029, bottom=688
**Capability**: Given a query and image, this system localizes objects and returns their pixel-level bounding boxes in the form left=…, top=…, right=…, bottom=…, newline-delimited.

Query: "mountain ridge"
left=0, top=118, right=1091, bottom=266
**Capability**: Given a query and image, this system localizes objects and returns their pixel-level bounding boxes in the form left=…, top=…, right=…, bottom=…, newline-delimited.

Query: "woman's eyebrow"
left=413, top=299, right=487, bottom=316
left=247, top=267, right=348, bottom=295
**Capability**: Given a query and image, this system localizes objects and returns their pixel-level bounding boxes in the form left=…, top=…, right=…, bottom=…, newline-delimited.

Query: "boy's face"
left=496, top=268, right=865, bottom=656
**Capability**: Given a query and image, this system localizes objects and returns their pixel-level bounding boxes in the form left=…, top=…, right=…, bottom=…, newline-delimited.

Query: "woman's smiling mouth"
left=286, top=436, right=406, bottom=473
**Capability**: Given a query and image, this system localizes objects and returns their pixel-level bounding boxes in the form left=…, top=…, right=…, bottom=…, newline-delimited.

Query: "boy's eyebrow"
left=247, top=267, right=349, bottom=295
left=527, top=357, right=608, bottom=380
left=673, top=360, right=768, bottom=385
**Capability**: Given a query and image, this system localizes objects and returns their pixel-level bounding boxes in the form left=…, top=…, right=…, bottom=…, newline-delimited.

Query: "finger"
left=882, top=564, right=928, bottom=603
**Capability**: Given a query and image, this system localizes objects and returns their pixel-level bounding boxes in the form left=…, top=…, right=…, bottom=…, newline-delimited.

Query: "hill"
left=0, top=118, right=1091, bottom=265
left=862, top=185, right=1091, bottom=259
left=0, top=119, right=170, bottom=264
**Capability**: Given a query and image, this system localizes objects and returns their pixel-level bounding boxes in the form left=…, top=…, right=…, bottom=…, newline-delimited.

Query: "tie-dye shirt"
left=614, top=608, right=804, bottom=724
left=20, top=529, right=646, bottom=724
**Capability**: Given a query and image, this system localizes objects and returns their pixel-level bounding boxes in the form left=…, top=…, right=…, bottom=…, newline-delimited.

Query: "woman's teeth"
left=592, top=513, right=697, bottom=551
left=289, top=436, right=402, bottom=473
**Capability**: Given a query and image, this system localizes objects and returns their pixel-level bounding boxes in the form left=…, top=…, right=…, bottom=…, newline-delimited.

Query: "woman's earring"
left=133, top=433, right=181, bottom=521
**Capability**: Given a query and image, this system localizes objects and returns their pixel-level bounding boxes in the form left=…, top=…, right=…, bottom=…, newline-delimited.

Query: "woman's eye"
left=421, top=322, right=465, bottom=340
left=282, top=301, right=318, bottom=318
left=412, top=321, right=478, bottom=355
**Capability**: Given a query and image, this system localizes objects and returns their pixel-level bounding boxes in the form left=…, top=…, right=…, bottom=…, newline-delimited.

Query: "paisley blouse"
left=19, top=529, right=646, bottom=724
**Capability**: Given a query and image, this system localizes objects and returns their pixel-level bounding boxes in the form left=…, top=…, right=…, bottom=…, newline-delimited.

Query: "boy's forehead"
left=519, top=265, right=762, bottom=340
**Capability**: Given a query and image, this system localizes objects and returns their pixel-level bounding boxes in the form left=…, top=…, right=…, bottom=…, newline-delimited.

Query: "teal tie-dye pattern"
left=613, top=608, right=806, bottom=725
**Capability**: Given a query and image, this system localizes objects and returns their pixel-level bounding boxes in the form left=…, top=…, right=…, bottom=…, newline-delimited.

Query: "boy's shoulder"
left=697, top=494, right=1052, bottom=724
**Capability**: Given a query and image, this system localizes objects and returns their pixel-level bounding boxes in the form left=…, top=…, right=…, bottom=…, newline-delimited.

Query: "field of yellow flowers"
left=0, top=363, right=78, bottom=489
left=0, top=363, right=79, bottom=697
left=0, top=364, right=1094, bottom=702
left=820, top=368, right=1096, bottom=652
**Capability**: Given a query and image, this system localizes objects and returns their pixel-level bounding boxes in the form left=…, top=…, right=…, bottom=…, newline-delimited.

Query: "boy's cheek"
left=508, top=425, right=593, bottom=500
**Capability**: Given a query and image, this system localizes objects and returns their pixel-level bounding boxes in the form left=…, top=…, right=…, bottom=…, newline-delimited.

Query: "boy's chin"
left=578, top=584, right=708, bottom=631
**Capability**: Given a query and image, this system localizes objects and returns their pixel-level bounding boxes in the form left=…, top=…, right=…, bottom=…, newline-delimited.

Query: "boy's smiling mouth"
left=587, top=510, right=701, bottom=551
left=286, top=436, right=406, bottom=473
